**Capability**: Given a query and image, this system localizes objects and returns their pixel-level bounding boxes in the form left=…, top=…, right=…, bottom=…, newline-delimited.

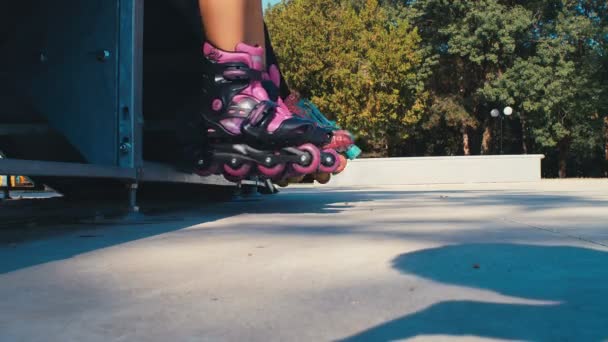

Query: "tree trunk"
left=480, top=118, right=493, bottom=155
left=462, top=125, right=472, bottom=156
left=604, top=115, right=608, bottom=177
left=520, top=111, right=529, bottom=154
left=558, top=138, right=569, bottom=178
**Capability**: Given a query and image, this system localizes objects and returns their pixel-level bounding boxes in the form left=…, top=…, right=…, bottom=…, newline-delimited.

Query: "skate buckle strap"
left=217, top=63, right=263, bottom=82
left=246, top=100, right=277, bottom=127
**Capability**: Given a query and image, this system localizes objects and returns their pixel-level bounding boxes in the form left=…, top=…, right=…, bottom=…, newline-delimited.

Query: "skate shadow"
left=0, top=188, right=402, bottom=274
left=341, top=244, right=608, bottom=341
left=2, top=188, right=607, bottom=275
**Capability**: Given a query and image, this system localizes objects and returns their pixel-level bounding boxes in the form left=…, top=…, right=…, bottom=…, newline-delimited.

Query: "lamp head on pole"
left=503, top=106, right=513, bottom=116
left=490, top=109, right=500, bottom=118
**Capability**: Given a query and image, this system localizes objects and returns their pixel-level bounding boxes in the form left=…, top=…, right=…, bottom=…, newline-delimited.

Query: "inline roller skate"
left=180, top=42, right=342, bottom=182
left=264, top=63, right=361, bottom=185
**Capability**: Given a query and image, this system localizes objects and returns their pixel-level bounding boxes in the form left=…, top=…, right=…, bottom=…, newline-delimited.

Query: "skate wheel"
left=291, top=143, right=321, bottom=175
left=195, top=169, right=213, bottom=177
left=318, top=149, right=340, bottom=174
left=276, top=179, right=290, bottom=188
left=223, top=174, right=245, bottom=183
left=314, top=173, right=331, bottom=184
left=333, top=154, right=348, bottom=174
left=258, top=162, right=286, bottom=179
left=223, top=162, right=252, bottom=179
left=194, top=163, right=220, bottom=177
left=287, top=175, right=306, bottom=184
left=275, top=168, right=304, bottom=185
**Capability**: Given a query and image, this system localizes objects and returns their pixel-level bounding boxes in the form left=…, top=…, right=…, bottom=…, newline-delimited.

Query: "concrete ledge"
left=324, top=155, right=545, bottom=187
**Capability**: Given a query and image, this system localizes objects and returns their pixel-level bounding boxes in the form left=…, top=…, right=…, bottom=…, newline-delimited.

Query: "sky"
left=262, top=0, right=281, bottom=11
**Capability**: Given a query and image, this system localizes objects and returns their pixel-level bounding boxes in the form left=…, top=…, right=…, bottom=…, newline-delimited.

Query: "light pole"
left=491, top=106, right=513, bottom=154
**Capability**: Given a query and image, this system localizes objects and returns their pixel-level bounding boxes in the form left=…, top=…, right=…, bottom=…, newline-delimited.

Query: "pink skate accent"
left=220, top=118, right=244, bottom=135
left=203, top=43, right=249, bottom=66
left=212, top=99, right=223, bottom=111
left=203, top=43, right=265, bottom=71
left=223, top=162, right=251, bottom=178
left=268, top=65, right=281, bottom=87
left=232, top=94, right=250, bottom=104
left=334, top=154, right=348, bottom=174
left=284, top=92, right=306, bottom=117
left=264, top=65, right=313, bottom=130
left=247, top=103, right=268, bottom=126
left=325, top=130, right=354, bottom=151
left=223, top=69, right=249, bottom=80
left=257, top=162, right=286, bottom=179
left=262, top=105, right=291, bottom=132
left=235, top=43, right=264, bottom=70
left=195, top=162, right=221, bottom=177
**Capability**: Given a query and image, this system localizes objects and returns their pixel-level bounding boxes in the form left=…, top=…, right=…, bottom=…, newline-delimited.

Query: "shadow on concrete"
left=0, top=188, right=390, bottom=274
left=341, top=244, right=608, bottom=341
left=2, top=188, right=607, bottom=276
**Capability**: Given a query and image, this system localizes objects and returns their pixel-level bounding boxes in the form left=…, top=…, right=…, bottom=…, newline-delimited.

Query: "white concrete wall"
left=323, top=155, right=544, bottom=187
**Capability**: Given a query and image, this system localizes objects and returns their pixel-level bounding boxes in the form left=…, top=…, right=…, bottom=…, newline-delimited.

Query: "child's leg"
left=198, top=0, right=265, bottom=62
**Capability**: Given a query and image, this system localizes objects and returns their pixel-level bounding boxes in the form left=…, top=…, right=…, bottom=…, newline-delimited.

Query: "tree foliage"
left=479, top=1, right=607, bottom=176
left=266, top=0, right=608, bottom=177
left=266, top=0, right=429, bottom=156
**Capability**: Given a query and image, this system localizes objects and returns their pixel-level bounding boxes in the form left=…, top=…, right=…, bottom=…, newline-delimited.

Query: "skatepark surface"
left=1, top=180, right=607, bottom=341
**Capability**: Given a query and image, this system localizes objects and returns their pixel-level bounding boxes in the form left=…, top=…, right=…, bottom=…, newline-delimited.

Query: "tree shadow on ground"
left=1, top=187, right=607, bottom=276
left=341, top=244, right=608, bottom=341
left=0, top=188, right=401, bottom=274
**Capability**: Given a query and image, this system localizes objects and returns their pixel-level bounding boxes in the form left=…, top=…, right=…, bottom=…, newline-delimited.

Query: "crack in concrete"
left=501, top=217, right=608, bottom=248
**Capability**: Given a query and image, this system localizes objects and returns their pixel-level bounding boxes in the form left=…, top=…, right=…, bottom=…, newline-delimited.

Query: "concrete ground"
left=1, top=180, right=607, bottom=342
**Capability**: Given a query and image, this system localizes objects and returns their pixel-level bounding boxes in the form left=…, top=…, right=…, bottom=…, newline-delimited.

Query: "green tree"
left=406, top=0, right=534, bottom=155
left=268, top=0, right=608, bottom=177
left=266, top=0, right=429, bottom=156
left=480, top=1, right=606, bottom=177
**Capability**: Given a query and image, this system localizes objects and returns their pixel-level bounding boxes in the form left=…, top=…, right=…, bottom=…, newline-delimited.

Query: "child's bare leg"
left=199, top=0, right=265, bottom=65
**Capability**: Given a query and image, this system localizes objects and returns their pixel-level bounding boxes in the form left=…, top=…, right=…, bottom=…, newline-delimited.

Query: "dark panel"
left=4, top=0, right=119, bottom=166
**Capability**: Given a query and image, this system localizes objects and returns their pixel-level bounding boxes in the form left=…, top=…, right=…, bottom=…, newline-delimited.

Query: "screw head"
left=119, top=143, right=131, bottom=154
left=97, top=50, right=111, bottom=62
left=231, top=158, right=238, bottom=165
left=197, top=159, right=205, bottom=166
left=265, top=157, right=273, bottom=164
left=300, top=155, right=308, bottom=162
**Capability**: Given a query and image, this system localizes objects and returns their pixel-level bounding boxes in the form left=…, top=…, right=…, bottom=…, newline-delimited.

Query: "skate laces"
left=297, top=99, right=340, bottom=130
left=290, top=95, right=362, bottom=160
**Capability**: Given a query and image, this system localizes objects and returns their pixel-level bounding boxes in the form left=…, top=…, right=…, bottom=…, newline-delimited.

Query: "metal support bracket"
left=128, top=182, right=139, bottom=213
